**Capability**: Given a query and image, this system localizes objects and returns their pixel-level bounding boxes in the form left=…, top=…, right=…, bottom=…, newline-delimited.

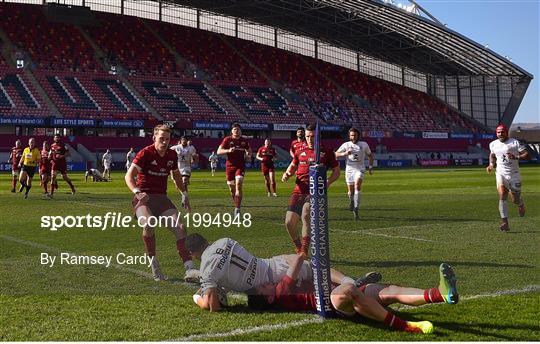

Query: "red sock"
left=293, top=238, right=302, bottom=250
left=424, top=287, right=444, bottom=303
left=301, top=236, right=310, bottom=253
left=272, top=183, right=276, bottom=193
left=265, top=181, right=271, bottom=193
left=384, top=312, right=408, bottom=332
left=43, top=182, right=48, bottom=193
left=142, top=235, right=156, bottom=257
left=234, top=195, right=242, bottom=208
left=176, top=238, right=191, bottom=263
left=12, top=179, right=16, bottom=189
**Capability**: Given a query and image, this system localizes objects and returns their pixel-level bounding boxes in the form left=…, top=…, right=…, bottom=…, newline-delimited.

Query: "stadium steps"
left=77, top=143, right=97, bottom=168
left=0, top=26, right=61, bottom=117
left=139, top=19, right=205, bottom=80
left=204, top=83, right=253, bottom=122
left=65, top=143, right=84, bottom=162
left=75, top=24, right=162, bottom=121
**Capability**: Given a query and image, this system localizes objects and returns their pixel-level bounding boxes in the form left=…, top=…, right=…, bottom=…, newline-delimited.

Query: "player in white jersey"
left=170, top=137, right=198, bottom=192
left=486, top=124, right=529, bottom=231
left=185, top=234, right=315, bottom=311
left=85, top=168, right=107, bottom=182
left=102, top=149, right=113, bottom=180
left=186, top=233, right=381, bottom=312
left=208, top=151, right=218, bottom=176
left=125, top=147, right=136, bottom=170
left=335, top=128, right=374, bottom=220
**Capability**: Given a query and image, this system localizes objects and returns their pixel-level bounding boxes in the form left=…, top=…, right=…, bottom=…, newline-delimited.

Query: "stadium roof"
left=164, top=0, right=532, bottom=79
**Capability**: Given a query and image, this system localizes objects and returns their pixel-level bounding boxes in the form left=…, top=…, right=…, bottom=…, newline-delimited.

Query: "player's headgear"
left=496, top=124, right=508, bottom=135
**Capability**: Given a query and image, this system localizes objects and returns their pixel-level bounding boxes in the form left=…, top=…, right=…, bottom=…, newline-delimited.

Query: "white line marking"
left=169, top=316, right=324, bottom=342
left=332, top=228, right=437, bottom=243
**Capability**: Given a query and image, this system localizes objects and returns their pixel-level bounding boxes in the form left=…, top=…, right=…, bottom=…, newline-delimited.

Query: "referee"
left=18, top=138, right=40, bottom=199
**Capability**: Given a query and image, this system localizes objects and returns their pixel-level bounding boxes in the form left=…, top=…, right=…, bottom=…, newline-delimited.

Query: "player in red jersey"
left=49, top=134, right=76, bottom=196
left=289, top=127, right=306, bottom=158
left=8, top=139, right=23, bottom=193
left=39, top=141, right=52, bottom=198
left=217, top=123, right=252, bottom=217
left=282, top=124, right=340, bottom=255
left=125, top=124, right=199, bottom=282
left=247, top=253, right=459, bottom=334
left=256, top=138, right=277, bottom=197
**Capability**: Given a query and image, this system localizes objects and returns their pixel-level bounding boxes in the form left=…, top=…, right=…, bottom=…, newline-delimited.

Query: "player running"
left=125, top=147, right=136, bottom=170
left=256, top=138, right=277, bottom=197
left=170, top=137, right=198, bottom=193
left=85, top=168, right=107, bottom=182
left=208, top=151, right=218, bottom=176
left=185, top=233, right=375, bottom=312
left=124, top=124, right=198, bottom=282
left=335, top=128, right=374, bottom=220
left=17, top=138, right=40, bottom=199
left=8, top=139, right=23, bottom=193
left=486, top=124, right=529, bottom=231
left=49, top=134, right=76, bottom=196
left=282, top=124, right=340, bottom=255
left=289, top=127, right=306, bottom=158
left=217, top=123, right=252, bottom=217
left=39, top=141, right=52, bottom=198
left=247, top=253, right=458, bottom=334
left=102, top=149, right=113, bottom=180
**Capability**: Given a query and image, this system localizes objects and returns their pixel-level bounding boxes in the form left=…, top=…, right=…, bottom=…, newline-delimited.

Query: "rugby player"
left=335, top=128, right=374, bottom=220
left=124, top=124, right=198, bottom=282
left=85, top=168, right=107, bottom=182
left=217, top=123, right=252, bottom=217
left=486, top=124, right=529, bottom=231
left=248, top=253, right=459, bottom=334
left=170, top=137, right=198, bottom=193
left=256, top=138, right=277, bottom=197
left=185, top=233, right=377, bottom=312
left=17, top=138, right=40, bottom=199
left=125, top=147, right=136, bottom=170
left=208, top=151, right=218, bottom=176
left=282, top=124, right=340, bottom=255
left=289, top=127, right=306, bottom=158
left=8, top=139, right=23, bottom=193
left=39, top=141, right=52, bottom=197
left=102, top=149, right=113, bottom=180
left=49, top=134, right=76, bottom=196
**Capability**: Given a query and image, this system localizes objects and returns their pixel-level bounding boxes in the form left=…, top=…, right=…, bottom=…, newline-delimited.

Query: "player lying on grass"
left=185, top=233, right=378, bottom=312
left=246, top=253, right=458, bottom=334
left=85, top=168, right=108, bottom=182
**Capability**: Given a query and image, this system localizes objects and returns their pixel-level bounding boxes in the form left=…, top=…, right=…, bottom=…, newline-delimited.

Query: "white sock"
left=184, top=260, right=195, bottom=270
left=354, top=191, right=360, bottom=208
left=499, top=200, right=508, bottom=218
left=341, top=276, right=355, bottom=285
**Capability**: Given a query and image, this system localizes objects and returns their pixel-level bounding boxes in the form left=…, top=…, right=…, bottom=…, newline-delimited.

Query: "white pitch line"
left=168, top=316, right=324, bottom=342
left=332, top=228, right=437, bottom=243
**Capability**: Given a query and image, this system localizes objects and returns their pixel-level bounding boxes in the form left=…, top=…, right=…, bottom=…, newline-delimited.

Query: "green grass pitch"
left=1, top=166, right=539, bottom=341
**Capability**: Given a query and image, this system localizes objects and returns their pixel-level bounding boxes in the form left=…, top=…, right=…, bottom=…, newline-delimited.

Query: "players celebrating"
left=18, top=138, right=40, bottom=199
left=49, top=134, right=76, bottom=196
left=125, top=147, right=136, bottom=170
left=335, top=128, right=374, bottom=220
left=102, top=149, right=113, bottom=180
left=124, top=124, right=198, bottom=282
left=486, top=124, right=529, bottom=231
left=217, top=123, right=252, bottom=217
left=39, top=141, right=52, bottom=198
left=208, top=151, right=218, bottom=176
left=256, top=138, right=277, bottom=197
left=170, top=137, right=198, bottom=193
left=8, top=139, right=23, bottom=193
left=289, top=127, right=306, bottom=158
left=282, top=124, right=340, bottom=255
